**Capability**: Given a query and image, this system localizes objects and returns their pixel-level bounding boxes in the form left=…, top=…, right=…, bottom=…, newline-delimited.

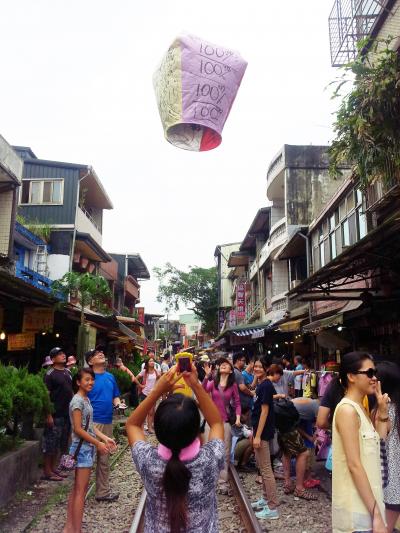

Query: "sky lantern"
left=153, top=34, right=247, bottom=152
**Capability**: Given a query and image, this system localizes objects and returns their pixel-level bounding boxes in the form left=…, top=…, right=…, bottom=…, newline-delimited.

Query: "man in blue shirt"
left=86, top=349, right=121, bottom=502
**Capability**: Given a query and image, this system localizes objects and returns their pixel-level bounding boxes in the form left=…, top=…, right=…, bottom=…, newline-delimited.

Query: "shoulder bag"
left=59, top=416, right=90, bottom=471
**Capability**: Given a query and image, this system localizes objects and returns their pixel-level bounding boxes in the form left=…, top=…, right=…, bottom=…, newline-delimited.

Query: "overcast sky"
left=1, top=0, right=340, bottom=315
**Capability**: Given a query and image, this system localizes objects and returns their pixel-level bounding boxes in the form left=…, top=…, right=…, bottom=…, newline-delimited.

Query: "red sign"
left=236, top=282, right=246, bottom=321
left=136, top=307, right=145, bottom=324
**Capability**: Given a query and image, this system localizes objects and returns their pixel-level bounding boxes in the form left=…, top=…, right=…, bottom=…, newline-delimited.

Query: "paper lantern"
left=153, top=34, right=247, bottom=151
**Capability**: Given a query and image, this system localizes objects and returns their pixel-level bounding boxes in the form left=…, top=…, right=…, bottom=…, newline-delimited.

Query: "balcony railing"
left=329, top=0, right=387, bottom=66
left=124, top=275, right=140, bottom=301
left=15, top=264, right=53, bottom=294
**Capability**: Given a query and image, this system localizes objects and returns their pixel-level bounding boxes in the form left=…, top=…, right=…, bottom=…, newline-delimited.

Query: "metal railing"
left=329, top=0, right=387, bottom=66
left=79, top=205, right=102, bottom=232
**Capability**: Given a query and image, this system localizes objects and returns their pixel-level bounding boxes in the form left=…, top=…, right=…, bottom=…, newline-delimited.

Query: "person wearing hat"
left=42, top=356, right=53, bottom=368
left=42, top=347, right=73, bottom=481
left=66, top=355, right=77, bottom=371
left=86, top=348, right=122, bottom=502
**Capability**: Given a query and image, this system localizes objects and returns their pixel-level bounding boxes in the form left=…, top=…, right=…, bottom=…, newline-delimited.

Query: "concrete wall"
left=0, top=189, right=13, bottom=256
left=47, top=253, right=70, bottom=280
left=217, top=243, right=240, bottom=308
left=0, top=441, right=41, bottom=507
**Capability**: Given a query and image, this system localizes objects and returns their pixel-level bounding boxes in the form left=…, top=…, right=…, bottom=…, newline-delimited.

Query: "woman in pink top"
left=203, top=358, right=241, bottom=490
left=136, top=357, right=160, bottom=433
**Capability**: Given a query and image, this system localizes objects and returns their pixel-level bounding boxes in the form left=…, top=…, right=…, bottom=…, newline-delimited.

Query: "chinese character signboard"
left=23, top=307, right=54, bottom=332
left=236, top=282, right=246, bottom=322
left=228, top=310, right=237, bottom=328
left=8, top=332, right=36, bottom=351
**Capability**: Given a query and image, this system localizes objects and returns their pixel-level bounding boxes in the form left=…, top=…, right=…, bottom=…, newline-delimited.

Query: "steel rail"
left=128, top=465, right=263, bottom=533
left=129, top=490, right=147, bottom=533
left=228, top=465, right=264, bottom=533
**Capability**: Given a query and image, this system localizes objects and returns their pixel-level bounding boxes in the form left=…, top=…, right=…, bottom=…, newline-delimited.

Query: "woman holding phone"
left=202, top=357, right=241, bottom=493
left=136, top=357, right=160, bottom=433
left=126, top=365, right=224, bottom=533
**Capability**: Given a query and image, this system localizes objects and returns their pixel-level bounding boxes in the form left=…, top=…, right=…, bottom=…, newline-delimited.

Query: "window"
left=330, top=231, right=337, bottom=260
left=20, top=179, right=63, bottom=205
left=319, top=241, right=325, bottom=267
left=342, top=219, right=350, bottom=246
left=357, top=207, right=367, bottom=239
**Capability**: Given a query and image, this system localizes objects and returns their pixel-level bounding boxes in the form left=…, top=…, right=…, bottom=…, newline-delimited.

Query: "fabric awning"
left=302, top=313, right=343, bottom=333
left=277, top=319, right=304, bottom=332
left=233, top=327, right=266, bottom=339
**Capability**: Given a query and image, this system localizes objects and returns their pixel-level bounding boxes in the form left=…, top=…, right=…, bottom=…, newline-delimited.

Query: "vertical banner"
left=136, top=307, right=145, bottom=324
left=228, top=310, right=237, bottom=328
left=218, top=310, right=226, bottom=332
left=236, top=282, right=246, bottom=322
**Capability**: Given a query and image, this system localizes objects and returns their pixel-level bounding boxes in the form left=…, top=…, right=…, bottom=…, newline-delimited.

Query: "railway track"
left=129, top=465, right=263, bottom=533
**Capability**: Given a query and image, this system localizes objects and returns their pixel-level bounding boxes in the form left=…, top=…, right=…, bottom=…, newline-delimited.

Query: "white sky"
left=1, top=0, right=340, bottom=315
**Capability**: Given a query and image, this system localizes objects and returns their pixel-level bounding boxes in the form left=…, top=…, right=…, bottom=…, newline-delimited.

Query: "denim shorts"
left=69, top=441, right=96, bottom=468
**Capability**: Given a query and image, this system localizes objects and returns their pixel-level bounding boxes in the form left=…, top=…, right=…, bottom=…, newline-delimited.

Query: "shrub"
left=109, top=368, right=132, bottom=394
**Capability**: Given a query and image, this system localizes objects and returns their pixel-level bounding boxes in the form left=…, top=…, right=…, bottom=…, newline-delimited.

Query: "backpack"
left=273, top=398, right=299, bottom=434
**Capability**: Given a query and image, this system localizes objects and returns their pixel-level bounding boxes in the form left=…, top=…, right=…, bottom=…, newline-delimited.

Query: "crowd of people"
left=39, top=345, right=400, bottom=533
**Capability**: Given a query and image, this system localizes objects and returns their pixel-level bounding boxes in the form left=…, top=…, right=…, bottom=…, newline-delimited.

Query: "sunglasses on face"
left=353, top=368, right=378, bottom=379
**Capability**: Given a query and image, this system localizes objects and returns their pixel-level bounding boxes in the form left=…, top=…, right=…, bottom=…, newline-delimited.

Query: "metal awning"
left=216, top=320, right=271, bottom=341
left=289, top=211, right=400, bottom=300
left=118, top=321, right=138, bottom=340
left=228, top=251, right=251, bottom=267
left=277, top=229, right=307, bottom=260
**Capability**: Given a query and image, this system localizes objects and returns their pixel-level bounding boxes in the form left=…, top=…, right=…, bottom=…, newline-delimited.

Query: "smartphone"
left=176, top=352, right=193, bottom=373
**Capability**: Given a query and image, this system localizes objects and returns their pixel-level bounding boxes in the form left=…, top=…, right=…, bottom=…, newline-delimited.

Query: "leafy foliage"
left=52, top=272, right=111, bottom=324
left=0, top=364, right=52, bottom=451
left=109, top=368, right=132, bottom=394
left=329, top=38, right=400, bottom=189
left=153, top=263, right=218, bottom=335
left=16, top=214, right=52, bottom=242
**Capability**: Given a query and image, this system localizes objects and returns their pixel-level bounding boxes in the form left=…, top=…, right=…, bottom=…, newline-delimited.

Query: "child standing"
left=63, top=368, right=117, bottom=533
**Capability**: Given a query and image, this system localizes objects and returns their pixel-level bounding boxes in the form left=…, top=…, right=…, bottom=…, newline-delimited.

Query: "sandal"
left=294, top=487, right=318, bottom=501
left=40, top=474, right=63, bottom=482
left=283, top=483, right=294, bottom=494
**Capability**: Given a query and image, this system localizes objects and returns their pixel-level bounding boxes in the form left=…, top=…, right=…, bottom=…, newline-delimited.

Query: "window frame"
left=20, top=179, right=64, bottom=206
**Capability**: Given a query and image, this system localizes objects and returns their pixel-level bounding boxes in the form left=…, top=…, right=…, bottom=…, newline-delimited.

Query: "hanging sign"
left=8, top=332, right=36, bottom=351
left=23, top=307, right=54, bottom=332
left=153, top=34, right=247, bottom=151
left=236, top=282, right=246, bottom=322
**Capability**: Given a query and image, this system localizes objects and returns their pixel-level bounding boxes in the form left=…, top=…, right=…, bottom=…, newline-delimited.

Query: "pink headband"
left=157, top=437, right=201, bottom=462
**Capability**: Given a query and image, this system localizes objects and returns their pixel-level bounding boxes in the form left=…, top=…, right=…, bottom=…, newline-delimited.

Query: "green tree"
left=52, top=272, right=111, bottom=363
left=329, top=38, right=400, bottom=189
left=52, top=272, right=111, bottom=325
left=153, top=263, right=218, bottom=335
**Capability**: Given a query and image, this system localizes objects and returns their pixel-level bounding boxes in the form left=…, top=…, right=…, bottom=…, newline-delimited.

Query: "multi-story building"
left=217, top=146, right=348, bottom=356
left=14, top=146, right=113, bottom=281
left=286, top=1, right=400, bottom=360
left=214, top=242, right=241, bottom=332
left=0, top=136, right=23, bottom=269
left=109, top=253, right=150, bottom=314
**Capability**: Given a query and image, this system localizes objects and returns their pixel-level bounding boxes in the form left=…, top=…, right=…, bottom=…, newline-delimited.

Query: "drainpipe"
left=69, top=167, right=91, bottom=273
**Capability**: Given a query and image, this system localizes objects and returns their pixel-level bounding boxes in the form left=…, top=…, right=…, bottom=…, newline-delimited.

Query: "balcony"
left=124, top=275, right=140, bottom=301
left=366, top=178, right=400, bottom=214
left=329, top=0, right=387, bottom=67
left=267, top=150, right=285, bottom=202
left=0, top=135, right=23, bottom=185
left=76, top=206, right=102, bottom=245
left=15, top=264, right=53, bottom=294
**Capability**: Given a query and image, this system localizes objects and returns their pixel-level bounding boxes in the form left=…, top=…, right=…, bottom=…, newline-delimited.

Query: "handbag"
left=216, top=384, right=236, bottom=425
left=59, top=416, right=90, bottom=471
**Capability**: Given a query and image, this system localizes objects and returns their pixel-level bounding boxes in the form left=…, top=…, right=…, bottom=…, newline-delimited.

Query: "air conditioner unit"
left=290, top=280, right=301, bottom=290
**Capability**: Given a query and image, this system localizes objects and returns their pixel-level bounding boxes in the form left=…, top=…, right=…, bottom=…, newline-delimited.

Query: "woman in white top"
left=332, top=352, right=390, bottom=533
left=136, top=357, right=160, bottom=433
